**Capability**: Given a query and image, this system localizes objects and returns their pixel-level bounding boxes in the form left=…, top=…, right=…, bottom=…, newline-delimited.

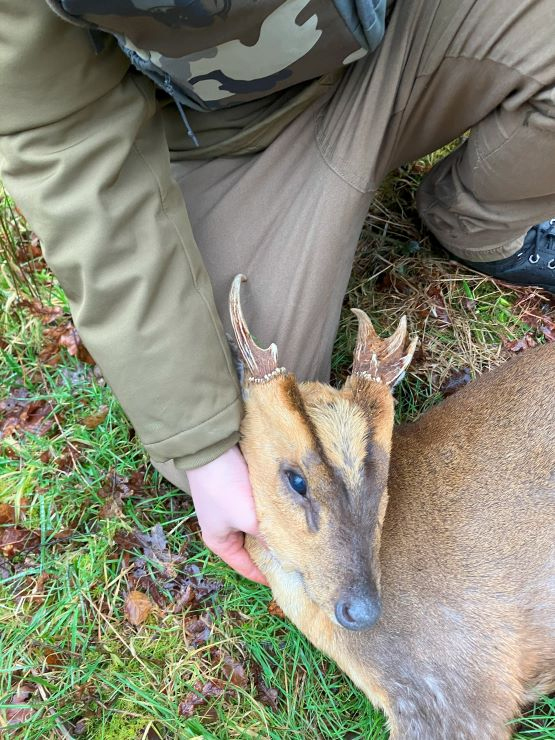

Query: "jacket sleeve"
left=0, top=0, right=242, bottom=469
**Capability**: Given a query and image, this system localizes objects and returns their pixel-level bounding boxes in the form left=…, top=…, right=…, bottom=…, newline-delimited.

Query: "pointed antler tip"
left=351, top=307, right=370, bottom=321
left=231, top=273, right=247, bottom=289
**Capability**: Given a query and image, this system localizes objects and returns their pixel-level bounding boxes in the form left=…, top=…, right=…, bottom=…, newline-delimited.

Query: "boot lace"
left=520, top=218, right=555, bottom=269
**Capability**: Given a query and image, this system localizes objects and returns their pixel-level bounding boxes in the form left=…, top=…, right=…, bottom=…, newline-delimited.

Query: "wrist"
left=186, top=444, right=243, bottom=491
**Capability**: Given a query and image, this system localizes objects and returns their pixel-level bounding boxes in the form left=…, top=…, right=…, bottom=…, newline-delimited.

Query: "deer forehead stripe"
left=311, top=400, right=370, bottom=494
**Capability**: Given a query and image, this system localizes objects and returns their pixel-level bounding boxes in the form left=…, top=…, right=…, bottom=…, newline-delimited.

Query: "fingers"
left=205, top=532, right=269, bottom=586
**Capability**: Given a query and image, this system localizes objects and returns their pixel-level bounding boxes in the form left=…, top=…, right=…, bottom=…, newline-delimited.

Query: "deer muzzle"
left=334, top=588, right=381, bottom=631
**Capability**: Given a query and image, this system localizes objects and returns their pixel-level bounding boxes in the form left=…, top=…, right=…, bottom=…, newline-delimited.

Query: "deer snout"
left=334, top=590, right=381, bottom=631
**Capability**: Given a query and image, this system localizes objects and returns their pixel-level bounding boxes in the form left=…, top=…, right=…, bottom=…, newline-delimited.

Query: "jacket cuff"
left=172, top=431, right=240, bottom=471
left=144, top=396, right=241, bottom=464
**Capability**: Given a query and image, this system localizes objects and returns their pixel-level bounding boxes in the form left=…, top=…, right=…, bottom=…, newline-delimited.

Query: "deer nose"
left=335, top=593, right=381, bottom=631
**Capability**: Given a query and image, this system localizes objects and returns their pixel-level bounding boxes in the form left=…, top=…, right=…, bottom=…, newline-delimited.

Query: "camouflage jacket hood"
left=46, top=0, right=386, bottom=115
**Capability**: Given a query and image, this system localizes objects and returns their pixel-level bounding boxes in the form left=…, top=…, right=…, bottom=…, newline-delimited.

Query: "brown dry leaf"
left=519, top=309, right=555, bottom=343
left=15, top=234, right=47, bottom=272
left=0, top=502, right=16, bottom=525
left=178, top=679, right=226, bottom=718
left=0, top=527, right=41, bottom=558
left=73, top=719, right=88, bottom=736
left=172, top=584, right=196, bottom=614
left=98, top=498, right=124, bottom=520
left=267, top=599, right=286, bottom=619
left=124, top=590, right=153, bottom=625
left=40, top=322, right=95, bottom=366
left=52, top=527, right=74, bottom=541
left=82, top=405, right=108, bottom=429
left=184, top=614, right=212, bottom=647
left=44, top=647, right=65, bottom=667
left=504, top=333, right=537, bottom=353
left=213, top=650, right=248, bottom=688
left=35, top=571, right=51, bottom=593
left=97, top=469, right=135, bottom=519
left=58, top=324, right=96, bottom=364
left=55, top=449, right=77, bottom=472
left=6, top=683, right=36, bottom=726
left=252, top=664, right=279, bottom=710
left=440, top=368, right=472, bottom=397
left=17, top=299, right=63, bottom=324
left=540, top=323, right=555, bottom=342
left=114, top=521, right=221, bottom=612
left=0, top=389, right=54, bottom=440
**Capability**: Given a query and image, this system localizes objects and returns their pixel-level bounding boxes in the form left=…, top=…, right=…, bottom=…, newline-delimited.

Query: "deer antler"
left=351, top=309, right=417, bottom=388
left=229, top=275, right=286, bottom=383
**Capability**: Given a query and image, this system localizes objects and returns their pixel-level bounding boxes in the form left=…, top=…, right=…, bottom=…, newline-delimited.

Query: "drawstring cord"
left=174, top=98, right=200, bottom=148
left=160, top=74, right=200, bottom=148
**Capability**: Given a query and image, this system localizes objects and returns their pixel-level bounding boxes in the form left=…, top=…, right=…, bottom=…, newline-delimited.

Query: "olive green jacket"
left=1, top=1, right=243, bottom=469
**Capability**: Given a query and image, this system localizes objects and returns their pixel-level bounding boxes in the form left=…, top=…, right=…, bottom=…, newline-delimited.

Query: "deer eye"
left=285, top=470, right=307, bottom=496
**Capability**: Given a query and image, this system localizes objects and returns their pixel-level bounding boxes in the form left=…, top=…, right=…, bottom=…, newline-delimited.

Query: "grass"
left=1, top=150, right=554, bottom=739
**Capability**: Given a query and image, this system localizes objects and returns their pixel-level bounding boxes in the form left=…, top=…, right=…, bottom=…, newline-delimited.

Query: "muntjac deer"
left=229, top=275, right=555, bottom=739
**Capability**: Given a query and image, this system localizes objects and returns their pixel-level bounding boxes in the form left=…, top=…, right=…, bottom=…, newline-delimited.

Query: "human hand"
left=186, top=445, right=268, bottom=585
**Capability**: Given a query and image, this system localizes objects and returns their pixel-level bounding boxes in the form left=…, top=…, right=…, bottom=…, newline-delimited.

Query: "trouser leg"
left=171, top=96, right=373, bottom=383
left=415, top=3, right=555, bottom=262
left=317, top=0, right=555, bottom=262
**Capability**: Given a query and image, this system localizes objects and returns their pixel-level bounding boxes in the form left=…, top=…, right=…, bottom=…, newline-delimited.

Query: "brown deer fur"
left=230, top=277, right=555, bottom=739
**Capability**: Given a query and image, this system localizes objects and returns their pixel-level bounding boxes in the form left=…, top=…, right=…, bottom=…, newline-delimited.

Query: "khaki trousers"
left=170, top=0, right=555, bottom=384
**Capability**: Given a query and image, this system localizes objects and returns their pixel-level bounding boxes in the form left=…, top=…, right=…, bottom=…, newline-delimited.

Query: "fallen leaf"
left=114, top=523, right=221, bottom=612
left=0, top=502, right=16, bottom=524
left=97, top=469, right=137, bottom=519
left=213, top=650, right=248, bottom=688
left=73, top=719, right=87, bottom=736
left=540, top=323, right=555, bottom=342
left=0, top=556, right=12, bottom=580
left=44, top=647, right=64, bottom=667
left=184, top=614, right=212, bottom=647
left=440, top=368, right=472, bottom=397
left=6, top=683, right=36, bottom=726
left=15, top=234, right=47, bottom=272
left=124, top=590, right=153, bottom=625
left=503, top=334, right=537, bottom=353
left=35, top=571, right=51, bottom=594
left=171, top=584, right=196, bottom=613
left=17, top=299, right=63, bottom=324
left=252, top=664, right=279, bottom=710
left=52, top=528, right=74, bottom=541
left=0, top=527, right=41, bottom=558
left=127, top=568, right=167, bottom=608
left=82, top=405, right=108, bottom=429
left=59, top=325, right=95, bottom=364
left=268, top=600, right=286, bottom=619
left=40, top=322, right=95, bottom=366
left=98, top=498, right=125, bottom=520
left=0, top=389, right=54, bottom=440
left=134, top=523, right=185, bottom=579
left=178, top=679, right=225, bottom=718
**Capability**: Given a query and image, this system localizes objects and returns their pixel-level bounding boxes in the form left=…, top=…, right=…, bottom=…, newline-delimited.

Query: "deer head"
left=230, top=275, right=416, bottom=631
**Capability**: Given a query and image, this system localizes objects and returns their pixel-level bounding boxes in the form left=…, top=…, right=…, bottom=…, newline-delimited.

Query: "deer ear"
left=350, top=309, right=417, bottom=388
left=228, top=274, right=287, bottom=384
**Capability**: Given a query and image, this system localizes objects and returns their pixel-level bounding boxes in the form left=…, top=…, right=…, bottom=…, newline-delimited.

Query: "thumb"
left=205, top=531, right=269, bottom=586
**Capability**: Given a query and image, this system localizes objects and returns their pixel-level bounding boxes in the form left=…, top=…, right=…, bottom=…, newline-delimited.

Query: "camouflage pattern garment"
left=46, top=0, right=387, bottom=114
